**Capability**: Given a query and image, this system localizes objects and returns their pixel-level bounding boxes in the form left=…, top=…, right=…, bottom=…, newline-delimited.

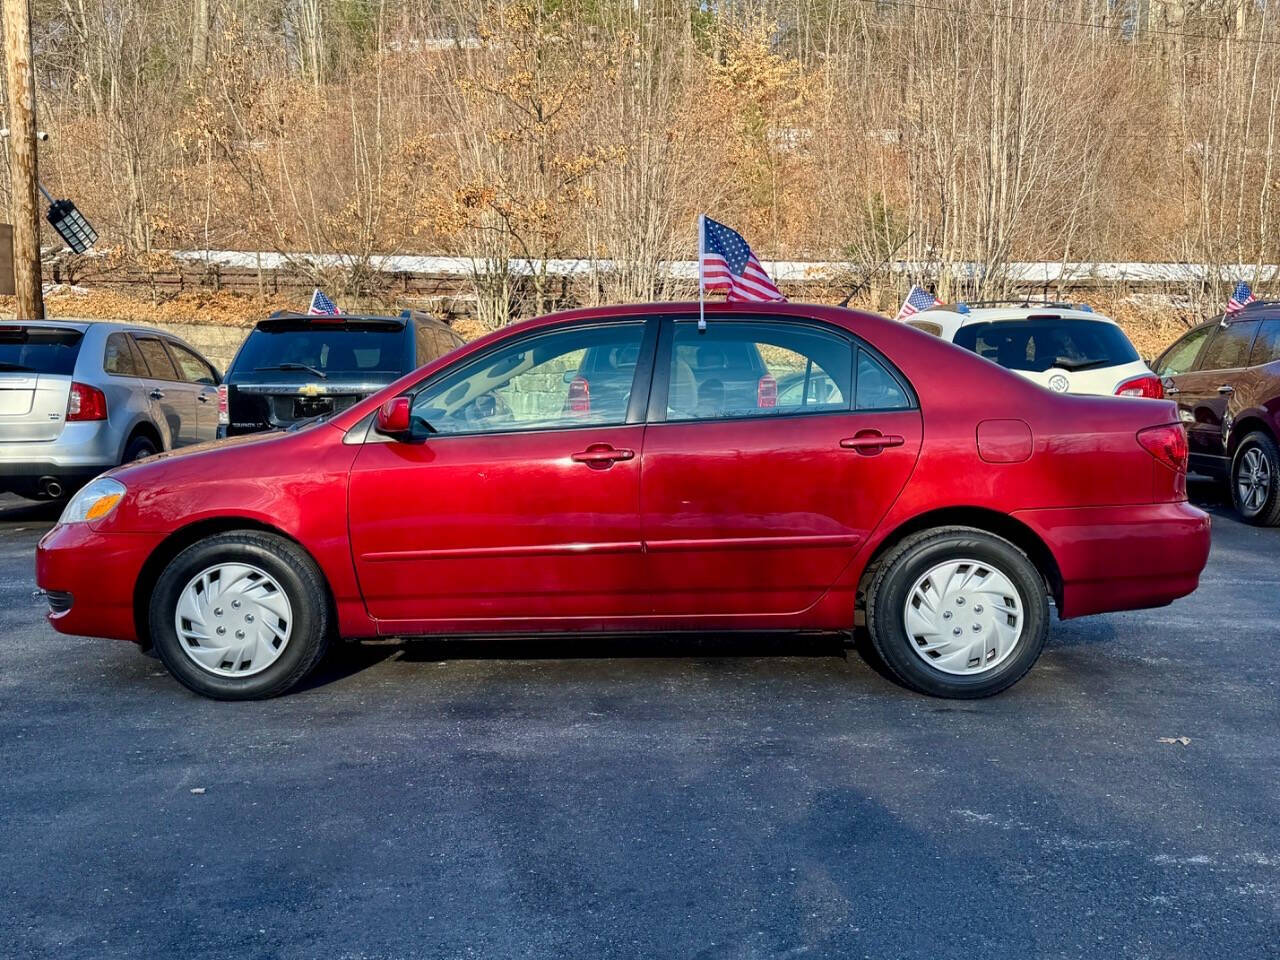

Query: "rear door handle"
left=1164, top=385, right=1180, bottom=396
left=197, top=394, right=211, bottom=403
left=840, top=432, right=904, bottom=452
left=149, top=389, right=165, bottom=400
left=571, top=444, right=635, bottom=466
left=1217, top=385, right=1234, bottom=395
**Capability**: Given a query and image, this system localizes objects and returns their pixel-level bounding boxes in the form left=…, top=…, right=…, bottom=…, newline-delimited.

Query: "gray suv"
left=0, top=320, right=221, bottom=500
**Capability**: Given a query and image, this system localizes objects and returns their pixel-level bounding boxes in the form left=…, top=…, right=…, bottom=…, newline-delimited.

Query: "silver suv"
left=0, top=320, right=221, bottom=500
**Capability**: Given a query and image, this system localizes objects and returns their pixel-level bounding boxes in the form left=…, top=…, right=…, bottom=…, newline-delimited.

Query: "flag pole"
left=697, top=214, right=706, bottom=332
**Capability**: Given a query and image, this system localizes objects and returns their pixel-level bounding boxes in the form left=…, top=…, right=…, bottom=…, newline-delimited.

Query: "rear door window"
left=103, top=332, right=139, bottom=376
left=953, top=317, right=1139, bottom=373
left=1247, top=320, right=1280, bottom=366
left=1198, top=321, right=1260, bottom=371
left=664, top=321, right=851, bottom=421
left=134, top=336, right=180, bottom=380
left=856, top=349, right=910, bottom=410
left=0, top=325, right=83, bottom=374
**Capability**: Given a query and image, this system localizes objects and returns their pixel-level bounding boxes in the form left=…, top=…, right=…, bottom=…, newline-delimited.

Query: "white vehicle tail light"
left=1116, top=375, right=1163, bottom=399
left=66, top=382, right=107, bottom=421
left=217, top=384, right=229, bottom=425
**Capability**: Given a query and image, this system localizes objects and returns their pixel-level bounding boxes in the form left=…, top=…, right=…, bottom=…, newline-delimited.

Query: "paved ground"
left=0, top=483, right=1276, bottom=960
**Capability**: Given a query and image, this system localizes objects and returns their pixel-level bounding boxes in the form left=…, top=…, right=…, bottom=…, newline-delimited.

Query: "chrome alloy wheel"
left=902, top=558, right=1025, bottom=676
left=1237, top=446, right=1272, bottom=515
left=174, top=563, right=293, bottom=678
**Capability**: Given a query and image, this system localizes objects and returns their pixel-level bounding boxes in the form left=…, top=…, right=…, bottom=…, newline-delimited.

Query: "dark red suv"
left=1153, top=302, right=1280, bottom=525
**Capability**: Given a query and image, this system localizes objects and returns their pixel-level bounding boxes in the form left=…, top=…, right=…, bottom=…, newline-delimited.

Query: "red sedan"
left=36, top=303, right=1210, bottom=700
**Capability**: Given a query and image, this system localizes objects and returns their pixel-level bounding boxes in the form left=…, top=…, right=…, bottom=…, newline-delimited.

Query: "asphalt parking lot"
left=1, top=484, right=1277, bottom=960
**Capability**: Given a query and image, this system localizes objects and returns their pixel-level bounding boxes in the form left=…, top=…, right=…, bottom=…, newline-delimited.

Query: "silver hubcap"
left=903, top=558, right=1025, bottom=676
left=174, top=563, right=293, bottom=678
left=1237, top=447, right=1271, bottom=514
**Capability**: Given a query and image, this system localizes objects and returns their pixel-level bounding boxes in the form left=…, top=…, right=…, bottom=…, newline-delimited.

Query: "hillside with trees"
left=11, top=0, right=1280, bottom=332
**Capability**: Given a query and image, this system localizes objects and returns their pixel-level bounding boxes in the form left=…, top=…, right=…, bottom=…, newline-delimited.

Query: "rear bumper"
left=0, top=422, right=121, bottom=491
left=36, top=522, right=162, bottom=643
left=1012, top=501, right=1211, bottom=619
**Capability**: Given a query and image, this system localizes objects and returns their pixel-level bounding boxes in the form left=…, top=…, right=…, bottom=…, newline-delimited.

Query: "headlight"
left=60, top=477, right=126, bottom=524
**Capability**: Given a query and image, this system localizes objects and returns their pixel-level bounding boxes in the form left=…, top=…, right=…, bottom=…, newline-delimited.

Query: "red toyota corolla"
left=36, top=303, right=1210, bottom=700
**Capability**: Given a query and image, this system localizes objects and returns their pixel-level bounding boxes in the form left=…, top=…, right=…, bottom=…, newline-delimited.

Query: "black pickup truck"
left=218, top=310, right=465, bottom=437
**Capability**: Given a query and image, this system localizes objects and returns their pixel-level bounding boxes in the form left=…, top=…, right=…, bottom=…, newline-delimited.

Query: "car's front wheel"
left=148, top=531, right=331, bottom=700
left=1231, top=431, right=1280, bottom=526
left=865, top=527, right=1050, bottom=698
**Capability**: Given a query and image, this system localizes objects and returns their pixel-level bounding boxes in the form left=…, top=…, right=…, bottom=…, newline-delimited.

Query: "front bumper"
left=36, top=522, right=163, bottom=643
left=1013, top=501, right=1211, bottom=619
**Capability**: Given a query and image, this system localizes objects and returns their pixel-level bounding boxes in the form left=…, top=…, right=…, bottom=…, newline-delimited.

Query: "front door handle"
left=149, top=389, right=165, bottom=400
left=840, top=431, right=904, bottom=453
left=571, top=444, right=635, bottom=466
left=1217, top=384, right=1234, bottom=395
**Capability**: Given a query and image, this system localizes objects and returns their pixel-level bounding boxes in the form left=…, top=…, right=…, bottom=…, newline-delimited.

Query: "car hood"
left=104, top=422, right=331, bottom=484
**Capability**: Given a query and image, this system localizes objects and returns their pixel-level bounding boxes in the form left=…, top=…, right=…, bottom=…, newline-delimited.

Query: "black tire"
left=123, top=433, right=159, bottom=462
left=147, top=532, right=332, bottom=700
left=1230, top=431, right=1280, bottom=527
left=865, top=526, right=1050, bottom=698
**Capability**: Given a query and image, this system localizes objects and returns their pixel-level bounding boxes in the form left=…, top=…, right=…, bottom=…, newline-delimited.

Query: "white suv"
left=903, top=301, right=1161, bottom=398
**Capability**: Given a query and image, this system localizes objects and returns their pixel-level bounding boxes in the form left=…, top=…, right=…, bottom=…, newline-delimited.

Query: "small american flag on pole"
left=307, top=288, right=341, bottom=316
left=699, top=215, right=785, bottom=313
left=1226, top=280, right=1256, bottom=314
left=894, top=285, right=942, bottom=321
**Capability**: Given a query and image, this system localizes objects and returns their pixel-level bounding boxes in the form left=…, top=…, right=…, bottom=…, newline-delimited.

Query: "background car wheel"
left=1231, top=431, right=1280, bottom=527
left=123, top=434, right=158, bottom=462
left=148, top=531, right=332, bottom=700
left=865, top=526, right=1050, bottom=698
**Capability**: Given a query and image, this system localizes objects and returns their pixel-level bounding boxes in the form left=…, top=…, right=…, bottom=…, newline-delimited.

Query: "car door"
left=639, top=316, right=923, bottom=619
left=165, top=340, right=220, bottom=441
left=1167, top=320, right=1260, bottom=473
left=131, top=334, right=191, bottom=447
left=347, top=317, right=657, bottom=629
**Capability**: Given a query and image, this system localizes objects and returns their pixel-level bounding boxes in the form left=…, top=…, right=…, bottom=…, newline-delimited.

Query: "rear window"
left=953, top=317, right=1139, bottom=373
left=0, top=325, right=83, bottom=375
left=232, top=321, right=406, bottom=377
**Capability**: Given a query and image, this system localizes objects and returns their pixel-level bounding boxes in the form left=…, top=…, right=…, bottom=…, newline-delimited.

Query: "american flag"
left=699, top=216, right=786, bottom=303
left=307, top=288, right=341, bottom=316
left=894, top=285, right=941, bottom=321
left=1226, top=280, right=1256, bottom=314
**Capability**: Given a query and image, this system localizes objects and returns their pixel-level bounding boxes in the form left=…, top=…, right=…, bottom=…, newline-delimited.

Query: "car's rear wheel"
left=866, top=527, right=1049, bottom=698
left=123, top=434, right=158, bottom=462
left=1231, top=431, right=1280, bottom=526
left=148, top=531, right=331, bottom=700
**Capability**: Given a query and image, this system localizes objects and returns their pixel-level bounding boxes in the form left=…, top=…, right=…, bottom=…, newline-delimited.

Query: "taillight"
left=217, top=384, right=229, bottom=425
left=1137, top=423, right=1188, bottom=472
left=1116, top=374, right=1164, bottom=399
left=568, top=376, right=590, bottom=414
left=757, top=375, right=777, bottom=408
left=66, top=382, right=107, bottom=421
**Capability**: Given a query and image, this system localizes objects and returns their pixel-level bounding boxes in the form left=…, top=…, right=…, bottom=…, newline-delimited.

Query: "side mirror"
left=375, top=396, right=431, bottom=443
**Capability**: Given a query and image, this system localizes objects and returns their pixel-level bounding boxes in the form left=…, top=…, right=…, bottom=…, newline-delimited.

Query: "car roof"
left=1215, top=300, right=1280, bottom=323
left=260, top=310, right=408, bottom=328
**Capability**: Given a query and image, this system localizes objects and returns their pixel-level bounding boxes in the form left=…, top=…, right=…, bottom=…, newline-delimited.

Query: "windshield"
left=231, top=323, right=405, bottom=377
left=0, top=325, right=84, bottom=374
left=953, top=317, right=1138, bottom=373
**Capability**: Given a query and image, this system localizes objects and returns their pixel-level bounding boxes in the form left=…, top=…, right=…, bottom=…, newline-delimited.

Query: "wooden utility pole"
left=3, top=0, right=43, bottom=319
